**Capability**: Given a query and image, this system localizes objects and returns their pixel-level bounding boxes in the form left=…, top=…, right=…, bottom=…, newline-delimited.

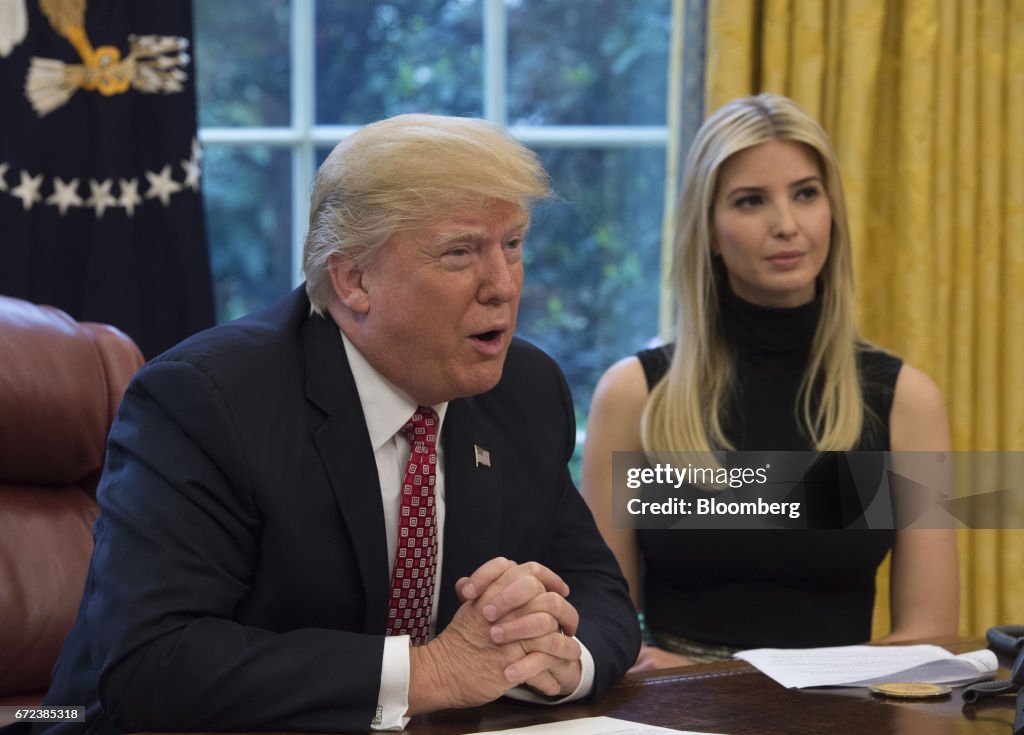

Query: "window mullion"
left=483, top=0, right=506, bottom=126
left=291, top=0, right=316, bottom=287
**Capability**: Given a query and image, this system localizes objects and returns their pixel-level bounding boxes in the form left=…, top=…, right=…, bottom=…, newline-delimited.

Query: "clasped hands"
left=408, top=557, right=582, bottom=713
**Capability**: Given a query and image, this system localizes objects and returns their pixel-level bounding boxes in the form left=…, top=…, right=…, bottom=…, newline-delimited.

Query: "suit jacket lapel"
left=436, top=397, right=504, bottom=628
left=303, top=313, right=389, bottom=632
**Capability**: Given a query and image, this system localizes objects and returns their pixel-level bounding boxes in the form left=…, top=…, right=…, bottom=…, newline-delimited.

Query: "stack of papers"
left=735, top=644, right=998, bottom=689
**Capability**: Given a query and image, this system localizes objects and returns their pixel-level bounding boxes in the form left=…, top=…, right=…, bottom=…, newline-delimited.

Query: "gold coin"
left=869, top=682, right=953, bottom=699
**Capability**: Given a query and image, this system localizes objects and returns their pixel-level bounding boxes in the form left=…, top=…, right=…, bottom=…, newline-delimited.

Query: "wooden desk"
left=410, top=639, right=1018, bottom=735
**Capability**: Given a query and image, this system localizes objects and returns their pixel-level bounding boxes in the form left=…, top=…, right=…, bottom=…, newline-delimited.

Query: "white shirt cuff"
left=372, top=635, right=411, bottom=730
left=502, top=636, right=595, bottom=704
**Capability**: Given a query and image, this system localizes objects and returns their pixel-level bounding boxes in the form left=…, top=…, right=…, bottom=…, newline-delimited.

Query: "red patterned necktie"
left=385, top=406, right=439, bottom=646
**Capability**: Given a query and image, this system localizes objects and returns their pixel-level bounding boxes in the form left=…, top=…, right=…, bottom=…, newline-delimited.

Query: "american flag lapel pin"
left=474, top=444, right=491, bottom=468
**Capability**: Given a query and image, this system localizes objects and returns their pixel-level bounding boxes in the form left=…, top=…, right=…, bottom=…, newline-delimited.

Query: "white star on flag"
left=0, top=162, right=9, bottom=192
left=86, top=178, right=117, bottom=218
left=144, top=164, right=182, bottom=207
left=181, top=157, right=200, bottom=191
left=45, top=177, right=83, bottom=216
left=118, top=178, right=142, bottom=217
left=11, top=169, right=43, bottom=210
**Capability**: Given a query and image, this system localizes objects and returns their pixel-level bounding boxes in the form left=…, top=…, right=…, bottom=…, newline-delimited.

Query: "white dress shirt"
left=338, top=332, right=594, bottom=730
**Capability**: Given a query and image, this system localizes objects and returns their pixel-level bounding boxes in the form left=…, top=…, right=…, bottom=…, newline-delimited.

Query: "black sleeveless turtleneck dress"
left=634, top=286, right=902, bottom=649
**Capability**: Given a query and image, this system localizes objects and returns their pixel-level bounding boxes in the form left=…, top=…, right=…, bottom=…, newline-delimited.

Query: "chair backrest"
left=0, top=295, right=144, bottom=699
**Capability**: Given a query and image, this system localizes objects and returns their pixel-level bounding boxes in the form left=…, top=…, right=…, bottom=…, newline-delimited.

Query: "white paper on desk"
left=735, top=644, right=998, bottom=689
left=469, top=715, right=723, bottom=735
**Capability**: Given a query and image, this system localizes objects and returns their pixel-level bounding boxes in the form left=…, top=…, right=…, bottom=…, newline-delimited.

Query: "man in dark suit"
left=36, top=114, right=640, bottom=734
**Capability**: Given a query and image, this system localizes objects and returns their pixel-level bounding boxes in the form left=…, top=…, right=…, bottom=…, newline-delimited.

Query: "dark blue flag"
left=0, top=0, right=213, bottom=358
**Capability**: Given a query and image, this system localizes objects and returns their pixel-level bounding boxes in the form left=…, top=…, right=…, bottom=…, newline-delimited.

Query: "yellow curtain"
left=704, top=0, right=1024, bottom=638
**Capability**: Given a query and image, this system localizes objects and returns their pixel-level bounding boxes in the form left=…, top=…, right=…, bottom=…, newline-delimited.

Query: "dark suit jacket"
left=38, top=287, right=639, bottom=734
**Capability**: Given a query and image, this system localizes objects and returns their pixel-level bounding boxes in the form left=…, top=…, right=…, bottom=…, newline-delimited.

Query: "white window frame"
left=197, top=0, right=669, bottom=287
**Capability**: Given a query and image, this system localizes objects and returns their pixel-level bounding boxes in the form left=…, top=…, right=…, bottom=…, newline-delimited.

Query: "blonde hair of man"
left=303, top=113, right=551, bottom=315
left=642, top=93, right=870, bottom=454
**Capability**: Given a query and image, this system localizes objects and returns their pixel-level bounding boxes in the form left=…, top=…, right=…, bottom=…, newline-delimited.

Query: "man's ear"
left=328, top=254, right=371, bottom=314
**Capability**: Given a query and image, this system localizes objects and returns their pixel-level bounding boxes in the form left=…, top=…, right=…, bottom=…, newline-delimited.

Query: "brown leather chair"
left=0, top=296, right=144, bottom=706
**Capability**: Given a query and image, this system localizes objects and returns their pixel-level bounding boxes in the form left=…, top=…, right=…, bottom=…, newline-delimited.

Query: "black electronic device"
left=961, top=625, right=1024, bottom=735
left=987, top=625, right=1024, bottom=658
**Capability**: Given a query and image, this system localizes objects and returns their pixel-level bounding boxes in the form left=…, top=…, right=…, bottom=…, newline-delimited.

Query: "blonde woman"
left=582, top=94, right=958, bottom=670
